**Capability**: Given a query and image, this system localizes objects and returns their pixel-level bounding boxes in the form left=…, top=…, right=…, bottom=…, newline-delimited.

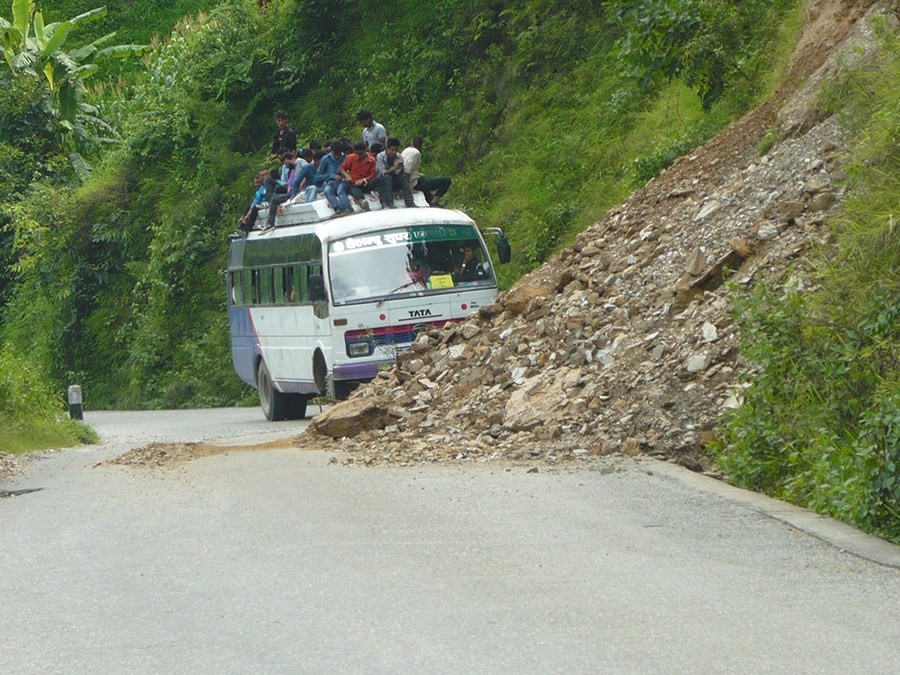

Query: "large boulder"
left=310, top=398, right=397, bottom=438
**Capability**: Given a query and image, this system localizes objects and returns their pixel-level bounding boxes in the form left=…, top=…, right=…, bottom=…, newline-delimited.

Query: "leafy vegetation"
left=0, top=341, right=97, bottom=453
left=0, top=0, right=145, bottom=157
left=712, top=21, right=900, bottom=542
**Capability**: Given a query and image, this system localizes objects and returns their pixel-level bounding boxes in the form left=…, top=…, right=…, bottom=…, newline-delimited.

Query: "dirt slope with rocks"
left=302, top=0, right=891, bottom=469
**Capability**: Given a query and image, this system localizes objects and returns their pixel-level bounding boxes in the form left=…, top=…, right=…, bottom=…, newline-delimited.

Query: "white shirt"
left=401, top=146, right=422, bottom=188
left=362, top=122, right=386, bottom=150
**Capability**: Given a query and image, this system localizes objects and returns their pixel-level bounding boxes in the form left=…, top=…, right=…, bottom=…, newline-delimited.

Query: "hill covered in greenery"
left=1, top=0, right=798, bottom=409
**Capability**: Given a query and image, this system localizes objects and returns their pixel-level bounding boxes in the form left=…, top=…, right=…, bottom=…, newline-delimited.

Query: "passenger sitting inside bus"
left=337, top=141, right=377, bottom=212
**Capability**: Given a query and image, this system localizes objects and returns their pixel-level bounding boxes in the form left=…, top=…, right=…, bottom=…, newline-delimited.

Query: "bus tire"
left=287, top=394, right=309, bottom=420
left=257, top=359, right=288, bottom=421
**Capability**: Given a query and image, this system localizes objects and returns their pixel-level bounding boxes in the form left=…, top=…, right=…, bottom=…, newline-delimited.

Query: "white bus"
left=226, top=195, right=510, bottom=420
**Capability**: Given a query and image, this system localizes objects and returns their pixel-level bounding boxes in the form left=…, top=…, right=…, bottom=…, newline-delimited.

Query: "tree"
left=606, top=0, right=766, bottom=109
left=0, top=0, right=144, bottom=152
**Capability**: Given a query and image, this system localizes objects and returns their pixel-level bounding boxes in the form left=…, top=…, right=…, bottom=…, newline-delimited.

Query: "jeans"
left=377, top=173, right=414, bottom=207
left=266, top=191, right=291, bottom=226
left=347, top=182, right=374, bottom=205
left=263, top=176, right=287, bottom=201
left=323, top=180, right=343, bottom=210
left=417, top=176, right=451, bottom=204
left=334, top=182, right=354, bottom=210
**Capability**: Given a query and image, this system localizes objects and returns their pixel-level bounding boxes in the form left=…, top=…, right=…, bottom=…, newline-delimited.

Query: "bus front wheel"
left=257, top=359, right=289, bottom=421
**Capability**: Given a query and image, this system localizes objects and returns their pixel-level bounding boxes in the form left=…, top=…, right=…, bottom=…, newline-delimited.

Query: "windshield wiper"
left=375, top=280, right=421, bottom=307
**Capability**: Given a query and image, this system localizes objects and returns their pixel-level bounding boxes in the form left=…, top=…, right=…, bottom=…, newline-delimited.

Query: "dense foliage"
left=713, top=22, right=900, bottom=542
left=1, top=0, right=798, bottom=416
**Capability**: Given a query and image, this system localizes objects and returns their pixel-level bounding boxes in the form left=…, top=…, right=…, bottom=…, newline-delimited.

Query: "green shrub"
left=712, top=22, right=900, bottom=541
left=0, top=341, right=97, bottom=453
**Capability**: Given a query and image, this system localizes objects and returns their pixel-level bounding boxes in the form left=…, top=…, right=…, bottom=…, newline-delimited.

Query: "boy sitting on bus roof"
left=336, top=141, right=377, bottom=212
left=232, top=170, right=269, bottom=238
left=375, top=138, right=415, bottom=209
left=318, top=141, right=347, bottom=212
left=289, top=148, right=320, bottom=202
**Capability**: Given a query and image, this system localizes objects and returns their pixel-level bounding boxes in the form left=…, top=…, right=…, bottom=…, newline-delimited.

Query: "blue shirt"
left=291, top=162, right=317, bottom=195
left=250, top=185, right=267, bottom=208
left=315, top=152, right=345, bottom=188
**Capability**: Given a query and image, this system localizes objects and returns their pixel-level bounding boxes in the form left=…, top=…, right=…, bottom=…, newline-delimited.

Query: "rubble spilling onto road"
left=302, top=1, right=885, bottom=468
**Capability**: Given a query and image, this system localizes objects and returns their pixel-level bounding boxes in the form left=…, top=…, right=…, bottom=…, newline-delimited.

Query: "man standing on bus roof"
left=270, top=111, right=297, bottom=160
left=402, top=136, right=452, bottom=207
left=358, top=109, right=386, bottom=150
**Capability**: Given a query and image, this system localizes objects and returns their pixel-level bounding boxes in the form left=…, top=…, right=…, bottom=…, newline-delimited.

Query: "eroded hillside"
left=304, top=0, right=891, bottom=469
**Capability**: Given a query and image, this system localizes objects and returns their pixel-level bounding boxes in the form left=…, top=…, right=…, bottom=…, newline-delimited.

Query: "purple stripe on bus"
left=333, top=361, right=391, bottom=381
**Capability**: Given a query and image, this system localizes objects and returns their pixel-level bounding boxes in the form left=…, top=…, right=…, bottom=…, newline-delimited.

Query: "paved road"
left=1, top=409, right=898, bottom=673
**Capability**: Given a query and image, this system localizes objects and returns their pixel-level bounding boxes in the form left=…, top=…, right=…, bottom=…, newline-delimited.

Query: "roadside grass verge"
left=0, top=342, right=99, bottom=454
left=711, top=20, right=900, bottom=542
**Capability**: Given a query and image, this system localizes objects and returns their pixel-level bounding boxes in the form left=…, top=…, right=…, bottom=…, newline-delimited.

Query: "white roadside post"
left=67, top=385, right=83, bottom=421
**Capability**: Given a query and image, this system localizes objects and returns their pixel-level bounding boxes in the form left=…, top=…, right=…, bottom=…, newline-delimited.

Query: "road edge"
left=646, top=459, right=900, bottom=569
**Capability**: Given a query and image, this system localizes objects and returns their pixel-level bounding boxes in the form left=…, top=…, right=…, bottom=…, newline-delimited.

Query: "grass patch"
left=759, top=0, right=808, bottom=98
left=0, top=341, right=99, bottom=454
left=0, top=419, right=98, bottom=454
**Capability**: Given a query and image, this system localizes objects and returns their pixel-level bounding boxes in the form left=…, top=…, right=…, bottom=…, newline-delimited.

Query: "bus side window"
left=230, top=271, right=244, bottom=306
left=273, top=267, right=285, bottom=305
left=282, top=266, right=295, bottom=304
left=294, top=265, right=306, bottom=303
left=259, top=268, right=274, bottom=305
left=306, top=264, right=324, bottom=303
left=249, top=269, right=261, bottom=305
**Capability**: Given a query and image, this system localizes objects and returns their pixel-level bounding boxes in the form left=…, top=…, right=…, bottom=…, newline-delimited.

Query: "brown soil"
left=99, top=437, right=299, bottom=468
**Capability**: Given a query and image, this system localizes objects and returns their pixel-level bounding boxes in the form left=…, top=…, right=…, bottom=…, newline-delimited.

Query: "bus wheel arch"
left=313, top=350, right=328, bottom=396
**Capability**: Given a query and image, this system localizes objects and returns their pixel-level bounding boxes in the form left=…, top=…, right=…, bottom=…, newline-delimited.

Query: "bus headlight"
left=348, top=341, right=373, bottom=357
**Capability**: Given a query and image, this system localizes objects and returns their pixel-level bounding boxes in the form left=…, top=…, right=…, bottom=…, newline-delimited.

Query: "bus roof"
left=250, top=206, right=478, bottom=244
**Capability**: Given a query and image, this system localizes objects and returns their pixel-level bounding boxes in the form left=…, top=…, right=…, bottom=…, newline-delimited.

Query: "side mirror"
left=496, top=235, right=512, bottom=264
left=482, top=227, right=512, bottom=265
left=309, top=274, right=327, bottom=302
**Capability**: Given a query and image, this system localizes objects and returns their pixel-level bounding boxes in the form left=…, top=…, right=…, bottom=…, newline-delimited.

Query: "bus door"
left=264, top=262, right=331, bottom=393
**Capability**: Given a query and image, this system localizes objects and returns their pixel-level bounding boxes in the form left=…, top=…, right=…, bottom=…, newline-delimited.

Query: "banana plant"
left=1, top=0, right=144, bottom=129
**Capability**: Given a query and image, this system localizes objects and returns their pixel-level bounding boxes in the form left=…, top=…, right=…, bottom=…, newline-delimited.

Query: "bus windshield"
left=328, top=224, right=495, bottom=305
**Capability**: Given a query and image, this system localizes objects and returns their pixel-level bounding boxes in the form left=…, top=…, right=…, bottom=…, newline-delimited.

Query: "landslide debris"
left=0, top=453, right=23, bottom=481
left=302, top=0, right=890, bottom=469
left=101, top=437, right=299, bottom=468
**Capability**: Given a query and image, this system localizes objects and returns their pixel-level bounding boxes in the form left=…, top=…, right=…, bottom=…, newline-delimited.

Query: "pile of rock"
left=305, top=114, right=845, bottom=468
left=303, top=1, right=883, bottom=468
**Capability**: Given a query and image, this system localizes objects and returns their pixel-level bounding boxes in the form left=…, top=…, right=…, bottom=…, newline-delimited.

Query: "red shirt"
left=340, top=153, right=377, bottom=182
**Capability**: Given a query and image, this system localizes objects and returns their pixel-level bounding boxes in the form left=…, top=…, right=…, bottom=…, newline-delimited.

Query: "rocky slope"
left=303, top=0, right=891, bottom=469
